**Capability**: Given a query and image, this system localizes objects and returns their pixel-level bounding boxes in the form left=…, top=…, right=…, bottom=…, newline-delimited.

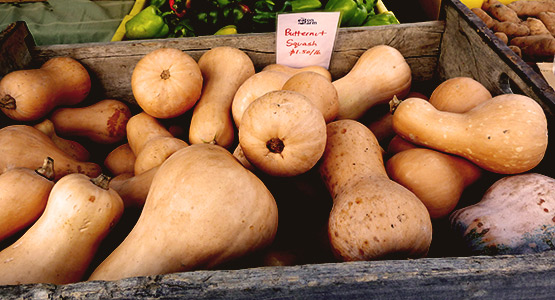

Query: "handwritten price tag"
left=276, top=12, right=340, bottom=69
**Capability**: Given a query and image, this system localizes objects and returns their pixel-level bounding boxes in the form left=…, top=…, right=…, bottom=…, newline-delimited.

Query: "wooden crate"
left=0, top=0, right=554, bottom=298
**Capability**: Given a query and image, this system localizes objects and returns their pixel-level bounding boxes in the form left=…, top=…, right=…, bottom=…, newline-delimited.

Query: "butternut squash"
left=189, top=47, right=255, bottom=148
left=49, top=99, right=131, bottom=144
left=0, top=57, right=91, bottom=121
left=386, top=148, right=482, bottom=218
left=0, top=157, right=55, bottom=242
left=33, top=119, right=91, bottom=162
left=262, top=64, right=332, bottom=81
left=365, top=92, right=429, bottom=143
left=428, top=77, right=492, bottom=113
left=134, top=136, right=188, bottom=175
left=131, top=48, right=203, bottom=119
left=0, top=173, right=123, bottom=285
left=319, top=119, right=432, bottom=261
left=332, top=45, right=412, bottom=120
left=0, top=125, right=101, bottom=180
left=231, top=70, right=291, bottom=128
left=109, top=167, right=158, bottom=208
left=104, top=143, right=136, bottom=176
left=281, top=71, right=339, bottom=123
left=451, top=173, right=555, bottom=255
left=239, top=90, right=327, bottom=177
left=89, top=144, right=278, bottom=280
left=391, top=94, right=548, bottom=174
left=126, top=112, right=173, bottom=155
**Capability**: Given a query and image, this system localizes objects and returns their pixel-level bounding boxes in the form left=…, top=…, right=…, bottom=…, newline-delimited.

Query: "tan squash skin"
left=104, top=143, right=136, bottom=176
left=131, top=48, right=203, bottom=119
left=232, top=144, right=255, bottom=171
left=89, top=144, right=278, bottom=281
left=281, top=71, right=339, bottom=123
left=239, top=90, right=327, bottom=177
left=126, top=112, right=173, bottom=155
left=365, top=92, right=429, bottom=143
left=428, top=77, right=492, bottom=113
left=0, top=173, right=123, bottom=285
left=319, top=120, right=432, bottom=261
left=231, top=70, right=291, bottom=128
left=262, top=64, right=332, bottom=81
left=391, top=94, right=548, bottom=174
left=50, top=99, right=131, bottom=144
left=0, top=57, right=91, bottom=121
left=387, top=134, right=418, bottom=155
left=134, top=136, right=188, bottom=175
left=332, top=45, right=412, bottom=120
left=189, top=47, right=255, bottom=148
left=109, top=167, right=158, bottom=208
left=0, top=125, right=101, bottom=181
left=34, top=119, right=91, bottom=162
left=386, top=148, right=482, bottom=219
left=0, top=158, right=55, bottom=242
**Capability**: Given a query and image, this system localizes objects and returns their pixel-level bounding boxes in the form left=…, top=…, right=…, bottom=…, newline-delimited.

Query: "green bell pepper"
left=324, top=0, right=368, bottom=27
left=363, top=12, right=399, bottom=26
left=290, top=0, right=322, bottom=12
left=125, top=5, right=169, bottom=39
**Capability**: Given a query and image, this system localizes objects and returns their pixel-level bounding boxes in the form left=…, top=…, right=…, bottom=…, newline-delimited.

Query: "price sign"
left=275, top=12, right=340, bottom=69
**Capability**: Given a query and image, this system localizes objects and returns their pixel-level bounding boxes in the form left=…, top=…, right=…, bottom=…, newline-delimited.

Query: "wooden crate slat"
left=30, top=21, right=444, bottom=104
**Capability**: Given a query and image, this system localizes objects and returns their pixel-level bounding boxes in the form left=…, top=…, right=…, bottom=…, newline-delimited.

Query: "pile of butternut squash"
left=0, top=44, right=552, bottom=285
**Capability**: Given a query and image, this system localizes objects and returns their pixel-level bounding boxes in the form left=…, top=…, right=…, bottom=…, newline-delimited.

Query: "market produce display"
left=0, top=41, right=552, bottom=284
left=123, top=0, right=400, bottom=39
left=470, top=0, right=555, bottom=61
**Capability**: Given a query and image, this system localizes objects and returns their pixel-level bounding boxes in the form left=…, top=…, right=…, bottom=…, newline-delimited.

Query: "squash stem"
left=35, top=157, right=55, bottom=181
left=389, top=95, right=402, bottom=114
left=0, top=94, right=16, bottom=109
left=266, top=137, right=284, bottom=154
left=90, top=174, right=112, bottom=190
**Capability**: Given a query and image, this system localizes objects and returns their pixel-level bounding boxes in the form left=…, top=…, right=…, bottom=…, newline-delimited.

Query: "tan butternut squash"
left=428, top=77, right=492, bottom=113
left=104, top=143, right=136, bottom=176
left=0, top=173, right=123, bottom=285
left=386, top=148, right=482, bottom=218
left=134, top=136, right=188, bottom=175
left=391, top=94, right=548, bottom=174
left=332, top=45, right=412, bottom=120
left=89, top=144, right=278, bottom=280
left=239, top=90, right=327, bottom=177
left=109, top=167, right=158, bottom=208
left=231, top=70, right=291, bottom=128
left=126, top=112, right=173, bottom=155
left=0, top=125, right=101, bottom=180
left=0, top=57, right=91, bottom=121
left=189, top=47, right=255, bottom=148
left=281, top=71, right=339, bottom=123
left=49, top=99, right=131, bottom=144
left=262, top=64, right=332, bottom=81
left=0, top=157, right=55, bottom=242
left=365, top=92, right=429, bottom=143
left=319, top=119, right=432, bottom=261
left=131, top=48, right=203, bottom=119
left=33, top=119, right=91, bottom=162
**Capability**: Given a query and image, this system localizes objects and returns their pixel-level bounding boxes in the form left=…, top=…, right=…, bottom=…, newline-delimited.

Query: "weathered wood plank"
left=30, top=21, right=444, bottom=104
left=1, top=251, right=554, bottom=299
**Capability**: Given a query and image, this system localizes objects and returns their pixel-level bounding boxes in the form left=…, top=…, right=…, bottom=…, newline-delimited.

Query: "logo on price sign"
left=276, top=11, right=340, bottom=69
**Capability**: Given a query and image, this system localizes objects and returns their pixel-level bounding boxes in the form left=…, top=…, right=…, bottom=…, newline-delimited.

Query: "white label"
left=275, top=12, right=340, bottom=69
